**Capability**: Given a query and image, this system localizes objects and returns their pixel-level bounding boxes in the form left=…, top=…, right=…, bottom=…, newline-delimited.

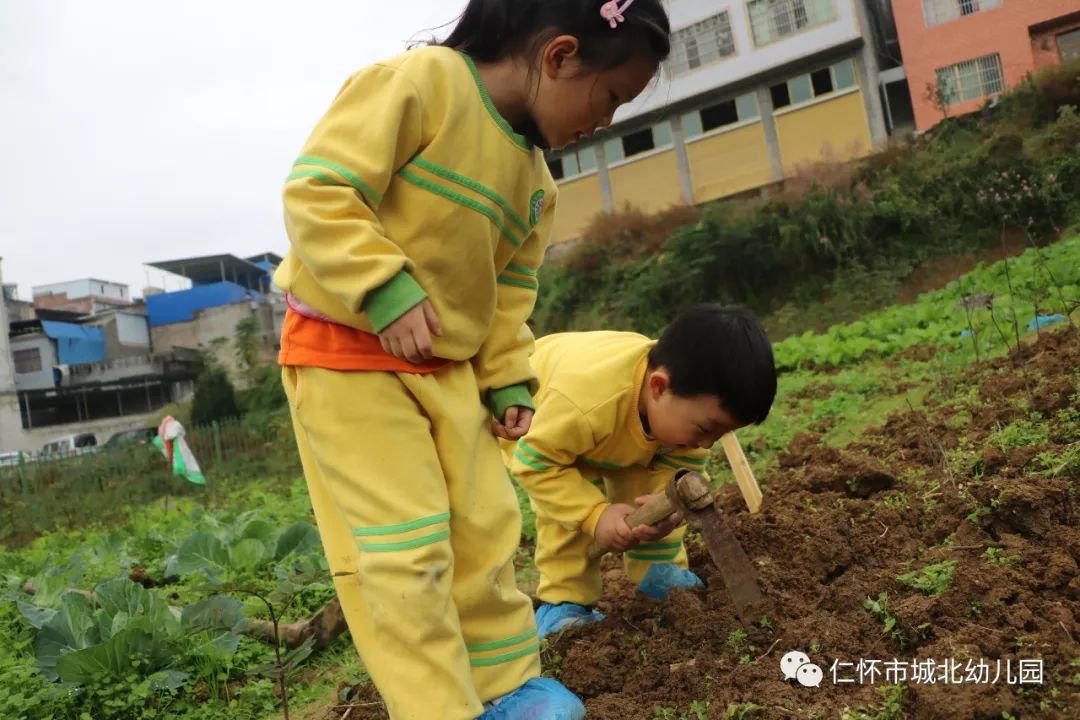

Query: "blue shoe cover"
left=480, top=677, right=586, bottom=720
left=535, top=602, right=605, bottom=638
left=637, top=563, right=704, bottom=600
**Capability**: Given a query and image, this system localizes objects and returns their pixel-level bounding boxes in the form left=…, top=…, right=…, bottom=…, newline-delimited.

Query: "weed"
left=897, top=560, right=957, bottom=596
left=841, top=685, right=904, bottom=720
left=988, top=418, right=1050, bottom=452
left=726, top=702, right=763, bottom=719
left=864, top=594, right=906, bottom=646
left=983, top=547, right=1021, bottom=565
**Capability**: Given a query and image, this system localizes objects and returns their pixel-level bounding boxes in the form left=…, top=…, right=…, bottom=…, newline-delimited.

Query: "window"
left=547, top=146, right=597, bottom=181
left=747, top=0, right=833, bottom=46
left=14, top=348, right=42, bottom=374
left=811, top=68, right=834, bottom=96
left=770, top=82, right=792, bottom=110
left=934, top=53, right=1004, bottom=106
left=606, top=123, right=673, bottom=164
left=622, top=128, right=655, bottom=157
left=1059, top=28, right=1080, bottom=63
left=683, top=93, right=761, bottom=140
left=769, top=60, right=858, bottom=110
left=701, top=100, right=739, bottom=131
left=922, top=0, right=1000, bottom=27
left=669, top=12, right=736, bottom=76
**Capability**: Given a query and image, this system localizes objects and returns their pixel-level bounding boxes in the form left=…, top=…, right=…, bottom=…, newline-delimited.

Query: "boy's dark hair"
left=440, top=0, right=671, bottom=71
left=648, top=305, right=777, bottom=425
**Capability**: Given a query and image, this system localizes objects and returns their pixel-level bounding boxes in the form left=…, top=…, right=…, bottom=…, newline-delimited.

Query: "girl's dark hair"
left=440, top=0, right=671, bottom=70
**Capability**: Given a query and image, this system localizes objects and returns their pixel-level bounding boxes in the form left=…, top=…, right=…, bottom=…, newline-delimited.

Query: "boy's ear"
left=648, top=368, right=671, bottom=398
left=542, top=35, right=581, bottom=78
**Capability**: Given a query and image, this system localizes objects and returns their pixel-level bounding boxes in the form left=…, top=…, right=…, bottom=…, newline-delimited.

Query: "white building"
left=548, top=0, right=899, bottom=242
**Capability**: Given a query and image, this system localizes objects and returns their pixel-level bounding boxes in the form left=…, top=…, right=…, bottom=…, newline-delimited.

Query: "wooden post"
left=212, top=420, right=223, bottom=466
left=18, top=451, right=29, bottom=497
left=720, top=433, right=763, bottom=514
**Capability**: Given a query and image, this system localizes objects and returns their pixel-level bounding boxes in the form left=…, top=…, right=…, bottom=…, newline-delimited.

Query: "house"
left=145, top=253, right=284, bottom=386
left=546, top=0, right=911, bottom=243
left=0, top=262, right=198, bottom=453
left=32, top=278, right=134, bottom=315
left=891, top=0, right=1080, bottom=131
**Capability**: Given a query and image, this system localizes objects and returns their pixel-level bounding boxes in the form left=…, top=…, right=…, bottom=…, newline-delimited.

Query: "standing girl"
left=276, top=1, right=671, bottom=717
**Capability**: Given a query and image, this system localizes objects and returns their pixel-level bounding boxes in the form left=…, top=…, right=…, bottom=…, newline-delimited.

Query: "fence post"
left=212, top=420, right=223, bottom=466
left=18, top=451, right=29, bottom=497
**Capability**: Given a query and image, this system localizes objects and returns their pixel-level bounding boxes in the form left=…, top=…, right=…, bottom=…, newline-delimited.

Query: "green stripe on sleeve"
left=497, top=275, right=538, bottom=291
left=626, top=550, right=680, bottom=562
left=293, top=155, right=383, bottom=204
left=668, top=454, right=707, bottom=466
left=513, top=448, right=549, bottom=472
left=505, top=262, right=538, bottom=277
left=582, top=457, right=625, bottom=471
left=517, top=441, right=557, bottom=467
left=635, top=540, right=684, bottom=551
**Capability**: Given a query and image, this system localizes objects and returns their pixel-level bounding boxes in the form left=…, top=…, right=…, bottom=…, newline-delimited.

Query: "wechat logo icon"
left=781, top=650, right=823, bottom=688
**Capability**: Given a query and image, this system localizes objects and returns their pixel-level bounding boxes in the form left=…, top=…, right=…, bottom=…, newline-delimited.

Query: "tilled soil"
left=336, top=329, right=1080, bottom=719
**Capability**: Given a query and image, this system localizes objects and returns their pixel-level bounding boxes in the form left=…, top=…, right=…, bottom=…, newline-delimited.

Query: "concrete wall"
left=116, top=312, right=150, bottom=347
left=0, top=259, right=29, bottom=453
left=86, top=312, right=151, bottom=360
left=775, top=88, right=871, bottom=173
left=11, top=335, right=57, bottom=391
left=686, top=121, right=775, bottom=202
left=551, top=174, right=605, bottom=243
left=151, top=301, right=277, bottom=386
left=892, top=0, right=1080, bottom=130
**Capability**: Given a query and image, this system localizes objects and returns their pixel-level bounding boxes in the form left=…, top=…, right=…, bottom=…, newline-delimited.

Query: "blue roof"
left=41, top=321, right=107, bottom=365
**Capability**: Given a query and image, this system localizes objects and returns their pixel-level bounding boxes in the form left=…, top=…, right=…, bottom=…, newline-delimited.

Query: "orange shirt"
left=278, top=309, right=450, bottom=373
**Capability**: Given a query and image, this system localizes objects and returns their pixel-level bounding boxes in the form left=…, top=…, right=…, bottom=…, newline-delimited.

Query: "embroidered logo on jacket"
left=529, top=190, right=545, bottom=226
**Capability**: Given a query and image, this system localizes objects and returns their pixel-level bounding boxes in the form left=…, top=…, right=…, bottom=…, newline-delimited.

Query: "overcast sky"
left=1, top=0, right=456, bottom=301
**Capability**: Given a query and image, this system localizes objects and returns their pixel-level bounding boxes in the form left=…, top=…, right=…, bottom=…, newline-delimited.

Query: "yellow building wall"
left=551, top=173, right=605, bottom=244
left=686, top=123, right=774, bottom=203
left=609, top=151, right=685, bottom=215
left=775, top=90, right=872, bottom=175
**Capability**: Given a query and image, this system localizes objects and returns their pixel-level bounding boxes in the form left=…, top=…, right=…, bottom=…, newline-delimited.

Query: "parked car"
left=0, top=451, right=22, bottom=467
left=39, top=433, right=99, bottom=458
left=103, top=427, right=158, bottom=448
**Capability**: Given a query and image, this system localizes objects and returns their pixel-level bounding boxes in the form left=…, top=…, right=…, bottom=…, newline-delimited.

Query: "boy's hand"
left=594, top=496, right=685, bottom=553
left=629, top=494, right=684, bottom=542
left=593, top=504, right=637, bottom=553
left=378, top=299, right=443, bottom=364
left=492, top=407, right=533, bottom=440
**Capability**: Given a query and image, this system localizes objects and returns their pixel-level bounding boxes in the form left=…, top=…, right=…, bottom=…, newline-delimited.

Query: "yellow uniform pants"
left=283, top=364, right=540, bottom=720
left=532, top=466, right=689, bottom=607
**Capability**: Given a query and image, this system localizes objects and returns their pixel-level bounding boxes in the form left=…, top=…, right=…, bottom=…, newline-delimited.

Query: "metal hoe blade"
left=689, top=505, right=764, bottom=626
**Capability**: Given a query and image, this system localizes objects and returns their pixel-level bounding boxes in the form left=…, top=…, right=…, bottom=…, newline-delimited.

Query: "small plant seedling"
left=983, top=547, right=1021, bottom=565
left=727, top=702, right=763, bottom=719
left=897, top=560, right=956, bottom=596
left=864, top=593, right=906, bottom=646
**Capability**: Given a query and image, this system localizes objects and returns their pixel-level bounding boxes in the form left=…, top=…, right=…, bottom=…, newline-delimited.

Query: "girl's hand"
left=492, top=407, right=534, bottom=440
left=378, top=299, right=443, bottom=364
